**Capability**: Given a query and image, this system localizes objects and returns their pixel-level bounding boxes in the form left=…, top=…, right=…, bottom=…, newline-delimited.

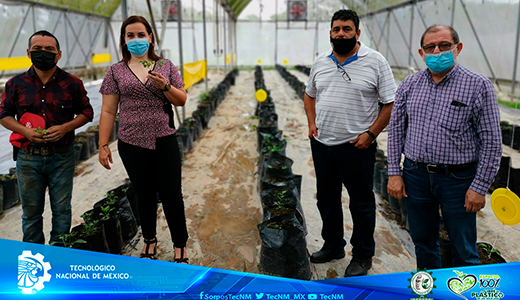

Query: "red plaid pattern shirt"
left=0, top=66, right=94, bottom=147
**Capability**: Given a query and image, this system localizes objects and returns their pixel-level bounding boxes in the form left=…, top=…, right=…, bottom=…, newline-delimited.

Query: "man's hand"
left=308, top=124, right=318, bottom=139
left=43, top=124, right=69, bottom=143
left=23, top=127, right=46, bottom=143
left=98, top=146, right=113, bottom=170
left=388, top=175, right=407, bottom=200
left=350, top=132, right=373, bottom=149
left=465, top=189, right=486, bottom=213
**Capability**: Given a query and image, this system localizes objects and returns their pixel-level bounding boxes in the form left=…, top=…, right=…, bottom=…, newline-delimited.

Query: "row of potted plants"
left=176, top=69, right=239, bottom=162
left=52, top=180, right=140, bottom=254
left=500, top=120, right=520, bottom=151
left=254, top=66, right=311, bottom=280
left=275, top=65, right=306, bottom=100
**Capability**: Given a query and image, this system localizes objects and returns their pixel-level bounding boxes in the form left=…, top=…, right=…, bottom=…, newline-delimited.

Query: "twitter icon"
left=256, top=293, right=264, bottom=299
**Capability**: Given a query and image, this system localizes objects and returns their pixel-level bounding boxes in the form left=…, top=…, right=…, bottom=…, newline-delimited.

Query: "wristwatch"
left=365, top=130, right=377, bottom=140
left=162, top=83, right=171, bottom=91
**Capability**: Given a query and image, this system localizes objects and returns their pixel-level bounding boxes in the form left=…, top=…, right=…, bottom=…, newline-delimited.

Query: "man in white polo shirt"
left=304, top=9, right=396, bottom=277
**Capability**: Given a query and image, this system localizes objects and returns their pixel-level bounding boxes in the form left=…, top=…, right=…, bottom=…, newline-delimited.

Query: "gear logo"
left=408, top=269, right=436, bottom=298
left=18, top=251, right=52, bottom=294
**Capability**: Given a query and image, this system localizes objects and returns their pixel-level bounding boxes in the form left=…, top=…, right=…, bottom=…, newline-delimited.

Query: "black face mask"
left=30, top=50, right=57, bottom=71
left=330, top=36, right=357, bottom=55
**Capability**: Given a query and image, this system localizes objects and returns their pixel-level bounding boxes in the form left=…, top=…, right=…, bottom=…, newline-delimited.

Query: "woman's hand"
left=98, top=145, right=113, bottom=170
left=147, top=71, right=168, bottom=90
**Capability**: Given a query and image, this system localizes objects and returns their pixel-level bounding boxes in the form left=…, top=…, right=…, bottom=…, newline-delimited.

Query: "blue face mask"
left=126, top=38, right=149, bottom=57
left=425, top=49, right=455, bottom=73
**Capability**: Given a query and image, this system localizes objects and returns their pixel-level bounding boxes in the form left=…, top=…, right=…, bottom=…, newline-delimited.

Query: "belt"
left=26, top=144, right=71, bottom=156
left=415, top=161, right=476, bottom=174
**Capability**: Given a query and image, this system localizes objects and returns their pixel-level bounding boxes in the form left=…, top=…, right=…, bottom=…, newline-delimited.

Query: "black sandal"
left=174, top=247, right=189, bottom=264
left=140, top=238, right=157, bottom=259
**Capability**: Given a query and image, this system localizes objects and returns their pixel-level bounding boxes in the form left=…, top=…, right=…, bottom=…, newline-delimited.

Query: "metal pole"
left=275, top=0, right=278, bottom=65
left=223, top=10, right=227, bottom=74
left=203, top=0, right=208, bottom=92
left=451, top=0, right=456, bottom=28
left=390, top=11, right=420, bottom=69
left=512, top=1, right=520, bottom=94
left=408, top=1, right=415, bottom=68
left=234, top=21, right=238, bottom=69
left=121, top=0, right=128, bottom=20
left=146, top=0, right=161, bottom=47
left=177, top=0, right=185, bottom=123
left=459, top=0, right=498, bottom=84
left=215, top=0, right=220, bottom=72
left=159, top=0, right=171, bottom=53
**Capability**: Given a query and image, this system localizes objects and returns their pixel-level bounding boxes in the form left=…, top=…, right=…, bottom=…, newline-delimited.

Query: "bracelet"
left=365, top=130, right=377, bottom=140
left=99, top=144, right=108, bottom=149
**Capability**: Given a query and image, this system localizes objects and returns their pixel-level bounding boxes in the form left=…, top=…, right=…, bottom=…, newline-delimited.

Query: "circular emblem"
left=410, top=270, right=434, bottom=296
left=18, top=250, right=52, bottom=294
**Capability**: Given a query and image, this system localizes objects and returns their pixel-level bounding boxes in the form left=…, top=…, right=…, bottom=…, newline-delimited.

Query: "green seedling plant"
left=81, top=211, right=100, bottom=236
left=272, top=191, right=292, bottom=210
left=36, top=127, right=47, bottom=135
left=105, top=190, right=119, bottom=207
left=479, top=243, right=501, bottom=257
left=0, top=174, right=12, bottom=181
left=266, top=144, right=282, bottom=152
left=99, top=205, right=115, bottom=221
left=51, top=231, right=86, bottom=248
left=139, top=59, right=166, bottom=73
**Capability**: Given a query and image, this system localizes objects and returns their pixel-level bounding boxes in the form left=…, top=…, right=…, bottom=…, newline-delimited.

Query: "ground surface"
left=1, top=69, right=520, bottom=280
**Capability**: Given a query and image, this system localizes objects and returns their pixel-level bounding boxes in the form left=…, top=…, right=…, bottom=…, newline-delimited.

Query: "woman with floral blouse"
left=98, top=15, right=189, bottom=263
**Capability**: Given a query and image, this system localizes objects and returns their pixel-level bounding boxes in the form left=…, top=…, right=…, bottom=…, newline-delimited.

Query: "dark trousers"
left=118, top=134, right=188, bottom=248
left=310, top=138, right=376, bottom=259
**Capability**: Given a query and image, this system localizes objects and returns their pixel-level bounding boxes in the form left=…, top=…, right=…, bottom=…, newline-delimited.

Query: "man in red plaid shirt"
left=0, top=30, right=93, bottom=246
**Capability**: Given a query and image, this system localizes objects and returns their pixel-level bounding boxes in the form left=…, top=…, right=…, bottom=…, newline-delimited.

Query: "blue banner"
left=1, top=238, right=519, bottom=300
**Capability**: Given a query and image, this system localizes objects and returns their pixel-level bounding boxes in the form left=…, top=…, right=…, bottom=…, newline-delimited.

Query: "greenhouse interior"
left=1, top=0, right=520, bottom=281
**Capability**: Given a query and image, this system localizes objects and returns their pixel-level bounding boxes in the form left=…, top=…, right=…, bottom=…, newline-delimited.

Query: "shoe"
left=310, top=247, right=345, bottom=263
left=344, top=257, right=372, bottom=277
left=140, top=237, right=157, bottom=259
left=174, top=247, right=189, bottom=264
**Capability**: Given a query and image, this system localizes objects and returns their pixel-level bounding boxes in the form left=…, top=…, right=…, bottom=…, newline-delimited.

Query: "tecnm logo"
left=18, top=250, right=52, bottom=294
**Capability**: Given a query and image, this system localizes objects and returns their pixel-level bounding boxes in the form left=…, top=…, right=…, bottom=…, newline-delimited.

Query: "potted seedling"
left=257, top=214, right=311, bottom=280
left=477, top=242, right=506, bottom=264
left=51, top=231, right=86, bottom=248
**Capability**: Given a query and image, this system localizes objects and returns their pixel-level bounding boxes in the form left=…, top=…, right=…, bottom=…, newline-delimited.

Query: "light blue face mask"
left=126, top=38, right=149, bottom=57
left=425, top=49, right=455, bottom=73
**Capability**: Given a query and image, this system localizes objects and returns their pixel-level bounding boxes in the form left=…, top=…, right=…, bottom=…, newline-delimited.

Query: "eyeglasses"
left=422, top=42, right=456, bottom=54
left=336, top=64, right=351, bottom=82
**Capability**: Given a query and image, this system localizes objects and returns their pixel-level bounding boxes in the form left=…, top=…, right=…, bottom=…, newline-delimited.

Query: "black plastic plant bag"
left=1, top=176, right=19, bottom=210
left=260, top=152, right=294, bottom=181
left=107, top=184, right=138, bottom=243
left=260, top=174, right=302, bottom=198
left=258, top=214, right=311, bottom=280
left=93, top=198, right=124, bottom=254
left=72, top=222, right=110, bottom=253
left=260, top=184, right=307, bottom=233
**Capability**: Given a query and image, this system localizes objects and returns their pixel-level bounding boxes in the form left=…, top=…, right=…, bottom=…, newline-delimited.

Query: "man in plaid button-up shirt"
left=387, top=25, right=501, bottom=270
left=0, top=30, right=93, bottom=245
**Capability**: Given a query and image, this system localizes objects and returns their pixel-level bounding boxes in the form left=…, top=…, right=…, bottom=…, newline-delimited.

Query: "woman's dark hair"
left=331, top=9, right=360, bottom=32
left=120, top=15, right=161, bottom=62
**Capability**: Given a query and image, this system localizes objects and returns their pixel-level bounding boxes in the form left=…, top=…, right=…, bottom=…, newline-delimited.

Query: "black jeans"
left=310, top=138, right=376, bottom=259
left=118, top=134, right=188, bottom=248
